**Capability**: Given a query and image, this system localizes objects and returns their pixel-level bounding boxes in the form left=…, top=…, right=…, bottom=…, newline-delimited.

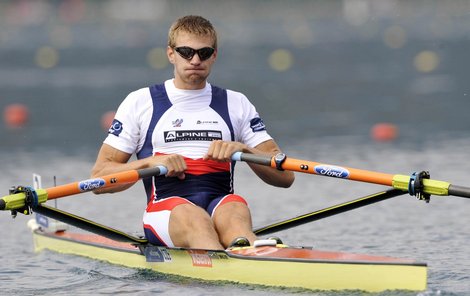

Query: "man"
left=91, top=15, right=294, bottom=250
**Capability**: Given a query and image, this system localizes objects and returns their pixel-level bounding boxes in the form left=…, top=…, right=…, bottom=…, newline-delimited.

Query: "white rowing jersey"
left=103, top=79, right=272, bottom=201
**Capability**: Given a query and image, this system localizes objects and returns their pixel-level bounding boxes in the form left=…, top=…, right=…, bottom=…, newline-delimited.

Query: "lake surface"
left=1, top=136, right=469, bottom=295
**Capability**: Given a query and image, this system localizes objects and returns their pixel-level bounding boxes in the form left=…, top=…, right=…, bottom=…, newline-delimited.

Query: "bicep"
left=99, top=144, right=132, bottom=162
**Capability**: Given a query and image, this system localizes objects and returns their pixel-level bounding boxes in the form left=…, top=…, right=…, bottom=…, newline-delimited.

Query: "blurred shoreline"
left=2, top=0, right=470, bottom=153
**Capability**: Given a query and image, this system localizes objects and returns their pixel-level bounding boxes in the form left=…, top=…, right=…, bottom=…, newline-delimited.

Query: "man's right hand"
left=150, top=154, right=187, bottom=180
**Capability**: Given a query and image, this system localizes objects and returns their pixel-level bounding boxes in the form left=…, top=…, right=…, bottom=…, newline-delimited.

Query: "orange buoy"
left=3, top=103, right=29, bottom=128
left=101, top=111, right=116, bottom=131
left=371, top=123, right=398, bottom=142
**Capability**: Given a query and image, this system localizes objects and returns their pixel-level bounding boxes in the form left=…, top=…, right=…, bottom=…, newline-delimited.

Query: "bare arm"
left=247, top=140, right=295, bottom=188
left=91, top=143, right=187, bottom=194
left=204, top=139, right=295, bottom=188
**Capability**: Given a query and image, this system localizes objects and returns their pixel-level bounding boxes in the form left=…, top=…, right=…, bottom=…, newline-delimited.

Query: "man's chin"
left=187, top=74, right=208, bottom=84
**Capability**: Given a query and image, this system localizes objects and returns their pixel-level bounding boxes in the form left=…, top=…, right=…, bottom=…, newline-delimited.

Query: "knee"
left=213, top=200, right=252, bottom=229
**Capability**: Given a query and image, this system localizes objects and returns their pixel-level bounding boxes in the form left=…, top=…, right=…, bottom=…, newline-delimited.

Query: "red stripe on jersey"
left=154, top=152, right=230, bottom=175
left=184, top=158, right=230, bottom=175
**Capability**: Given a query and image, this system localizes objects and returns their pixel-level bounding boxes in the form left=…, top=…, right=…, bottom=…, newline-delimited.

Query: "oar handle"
left=448, top=185, right=470, bottom=198
left=138, top=165, right=168, bottom=179
left=231, top=152, right=272, bottom=166
left=1, top=165, right=167, bottom=211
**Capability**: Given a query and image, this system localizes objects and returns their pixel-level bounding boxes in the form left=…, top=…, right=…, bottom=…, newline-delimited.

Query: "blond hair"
left=168, top=15, right=218, bottom=49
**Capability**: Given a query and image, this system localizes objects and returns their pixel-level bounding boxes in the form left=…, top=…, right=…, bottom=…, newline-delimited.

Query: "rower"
left=90, top=15, right=294, bottom=250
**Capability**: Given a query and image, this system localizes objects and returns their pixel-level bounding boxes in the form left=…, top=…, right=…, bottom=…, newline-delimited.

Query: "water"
left=0, top=137, right=469, bottom=295
left=1, top=1, right=470, bottom=295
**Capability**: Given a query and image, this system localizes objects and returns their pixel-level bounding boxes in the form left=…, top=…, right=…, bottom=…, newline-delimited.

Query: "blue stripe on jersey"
left=138, top=84, right=172, bottom=200
left=210, top=85, right=236, bottom=192
left=137, top=84, right=172, bottom=159
left=209, top=85, right=234, bottom=142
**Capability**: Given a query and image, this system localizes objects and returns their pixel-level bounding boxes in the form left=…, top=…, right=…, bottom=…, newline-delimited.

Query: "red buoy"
left=3, top=103, right=29, bottom=128
left=371, top=123, right=398, bottom=142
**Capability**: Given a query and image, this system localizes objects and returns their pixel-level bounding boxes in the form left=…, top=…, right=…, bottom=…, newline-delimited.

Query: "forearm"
left=91, top=145, right=149, bottom=194
left=91, top=157, right=152, bottom=178
left=91, top=144, right=187, bottom=194
left=90, top=161, right=141, bottom=194
left=242, top=144, right=295, bottom=188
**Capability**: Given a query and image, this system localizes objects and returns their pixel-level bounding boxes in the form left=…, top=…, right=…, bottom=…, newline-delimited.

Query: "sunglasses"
left=174, top=46, right=215, bottom=61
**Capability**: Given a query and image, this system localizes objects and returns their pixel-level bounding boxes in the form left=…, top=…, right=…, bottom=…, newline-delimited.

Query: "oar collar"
left=273, top=153, right=287, bottom=171
left=9, top=186, right=39, bottom=217
left=408, top=171, right=431, bottom=202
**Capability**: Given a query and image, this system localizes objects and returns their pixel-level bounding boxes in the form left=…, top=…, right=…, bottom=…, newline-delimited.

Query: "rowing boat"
left=27, top=217, right=427, bottom=292
left=3, top=152, right=469, bottom=292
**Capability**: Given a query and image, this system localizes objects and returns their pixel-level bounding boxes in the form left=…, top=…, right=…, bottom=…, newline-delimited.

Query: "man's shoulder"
left=126, top=86, right=153, bottom=101
left=225, top=89, right=251, bottom=107
left=119, top=87, right=153, bottom=111
left=209, top=83, right=252, bottom=108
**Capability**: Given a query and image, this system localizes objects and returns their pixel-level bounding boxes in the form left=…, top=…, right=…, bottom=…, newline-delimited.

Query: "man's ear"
left=212, top=49, right=218, bottom=61
left=167, top=46, right=175, bottom=64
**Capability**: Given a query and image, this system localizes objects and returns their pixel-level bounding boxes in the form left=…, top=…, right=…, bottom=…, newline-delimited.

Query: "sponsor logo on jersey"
left=314, top=165, right=350, bottom=179
left=108, top=119, right=123, bottom=136
left=164, top=130, right=222, bottom=142
left=172, top=118, right=183, bottom=127
left=250, top=117, right=266, bottom=132
left=197, top=120, right=219, bottom=125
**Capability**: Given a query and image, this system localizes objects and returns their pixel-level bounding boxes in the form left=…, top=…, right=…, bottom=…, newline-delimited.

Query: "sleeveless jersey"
left=104, top=79, right=272, bottom=202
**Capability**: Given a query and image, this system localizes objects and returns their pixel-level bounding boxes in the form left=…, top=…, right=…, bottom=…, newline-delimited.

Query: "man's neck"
left=173, top=78, right=207, bottom=90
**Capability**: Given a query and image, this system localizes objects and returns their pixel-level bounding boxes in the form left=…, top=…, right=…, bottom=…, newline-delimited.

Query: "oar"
left=34, top=189, right=404, bottom=243
left=232, top=152, right=470, bottom=199
left=34, top=204, right=148, bottom=244
left=0, top=166, right=167, bottom=212
left=33, top=189, right=405, bottom=242
left=254, top=189, right=404, bottom=236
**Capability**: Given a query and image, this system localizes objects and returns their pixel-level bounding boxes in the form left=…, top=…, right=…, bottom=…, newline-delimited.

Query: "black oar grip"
left=232, top=152, right=272, bottom=166
left=137, top=165, right=167, bottom=179
left=448, top=185, right=470, bottom=199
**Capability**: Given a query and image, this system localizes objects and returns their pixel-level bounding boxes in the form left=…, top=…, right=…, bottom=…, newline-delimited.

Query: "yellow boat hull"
left=31, top=229, right=427, bottom=292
